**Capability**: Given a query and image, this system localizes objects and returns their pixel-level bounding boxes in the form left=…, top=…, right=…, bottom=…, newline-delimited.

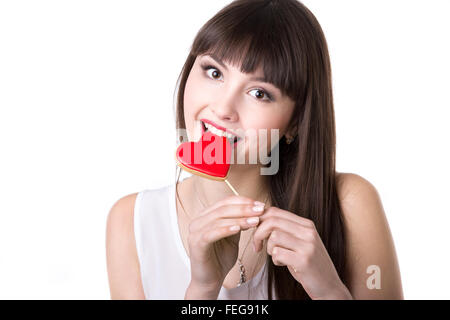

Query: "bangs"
left=190, top=0, right=307, bottom=102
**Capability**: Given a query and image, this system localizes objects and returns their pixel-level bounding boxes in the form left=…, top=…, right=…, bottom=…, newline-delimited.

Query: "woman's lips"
left=201, top=118, right=241, bottom=138
left=200, top=120, right=242, bottom=146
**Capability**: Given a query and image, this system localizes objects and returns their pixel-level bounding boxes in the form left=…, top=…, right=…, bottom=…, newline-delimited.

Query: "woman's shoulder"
left=335, top=171, right=385, bottom=225
left=335, top=172, right=379, bottom=205
left=334, top=174, right=403, bottom=299
left=106, top=193, right=140, bottom=244
left=107, top=184, right=174, bottom=224
left=108, top=192, right=139, bottom=219
left=106, top=192, right=146, bottom=299
left=106, top=192, right=139, bottom=253
left=335, top=171, right=389, bottom=245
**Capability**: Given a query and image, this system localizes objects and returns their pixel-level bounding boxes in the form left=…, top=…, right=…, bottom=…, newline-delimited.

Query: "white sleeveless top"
left=133, top=182, right=276, bottom=299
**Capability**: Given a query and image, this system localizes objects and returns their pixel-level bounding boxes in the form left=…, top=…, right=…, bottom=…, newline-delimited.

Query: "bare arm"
left=337, top=173, right=404, bottom=299
left=106, top=193, right=146, bottom=299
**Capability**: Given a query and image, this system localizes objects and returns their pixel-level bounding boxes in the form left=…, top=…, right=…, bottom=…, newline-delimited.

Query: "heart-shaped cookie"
left=175, top=131, right=232, bottom=181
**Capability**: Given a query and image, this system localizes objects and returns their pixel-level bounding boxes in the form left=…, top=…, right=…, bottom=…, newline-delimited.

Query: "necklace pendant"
left=237, top=272, right=246, bottom=287
left=237, top=258, right=246, bottom=287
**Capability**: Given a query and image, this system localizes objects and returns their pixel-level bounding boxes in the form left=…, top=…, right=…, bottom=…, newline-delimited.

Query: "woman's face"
left=183, top=53, right=296, bottom=165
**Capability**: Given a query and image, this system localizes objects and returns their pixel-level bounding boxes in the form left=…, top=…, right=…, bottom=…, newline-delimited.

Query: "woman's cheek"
left=183, top=80, right=208, bottom=141
left=238, top=127, right=271, bottom=165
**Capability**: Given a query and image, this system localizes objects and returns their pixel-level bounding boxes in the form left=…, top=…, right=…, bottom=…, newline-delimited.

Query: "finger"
left=210, top=215, right=262, bottom=231
left=259, top=207, right=316, bottom=229
left=271, top=246, right=298, bottom=268
left=253, top=216, right=314, bottom=252
left=200, top=223, right=243, bottom=245
left=190, top=202, right=266, bottom=232
left=266, top=230, right=303, bottom=256
left=198, top=195, right=255, bottom=217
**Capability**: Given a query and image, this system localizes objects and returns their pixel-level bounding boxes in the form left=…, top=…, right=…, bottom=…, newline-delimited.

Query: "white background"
left=0, top=0, right=449, bottom=299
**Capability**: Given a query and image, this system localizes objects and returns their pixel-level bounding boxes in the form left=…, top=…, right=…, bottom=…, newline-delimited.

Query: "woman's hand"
left=253, top=206, right=353, bottom=300
left=187, top=195, right=266, bottom=291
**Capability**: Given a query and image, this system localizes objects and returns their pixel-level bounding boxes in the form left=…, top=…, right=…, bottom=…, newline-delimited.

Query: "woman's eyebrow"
left=204, top=53, right=228, bottom=71
left=203, top=53, right=277, bottom=88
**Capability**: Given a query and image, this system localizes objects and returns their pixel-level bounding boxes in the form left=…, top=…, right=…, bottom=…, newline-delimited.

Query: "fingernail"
left=247, top=217, right=259, bottom=225
left=254, top=201, right=265, bottom=207
left=252, top=205, right=264, bottom=212
left=229, top=225, right=240, bottom=231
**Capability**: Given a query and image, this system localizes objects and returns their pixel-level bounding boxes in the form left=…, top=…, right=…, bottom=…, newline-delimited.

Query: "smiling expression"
left=183, top=53, right=296, bottom=165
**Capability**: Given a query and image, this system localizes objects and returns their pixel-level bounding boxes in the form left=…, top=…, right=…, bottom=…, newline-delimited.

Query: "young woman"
left=106, top=0, right=403, bottom=300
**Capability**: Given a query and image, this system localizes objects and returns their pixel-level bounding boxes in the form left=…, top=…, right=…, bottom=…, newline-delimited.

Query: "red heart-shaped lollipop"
left=175, top=131, right=232, bottom=181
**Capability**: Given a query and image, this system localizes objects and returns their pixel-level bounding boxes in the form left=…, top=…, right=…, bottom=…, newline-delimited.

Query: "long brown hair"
left=173, top=0, right=348, bottom=300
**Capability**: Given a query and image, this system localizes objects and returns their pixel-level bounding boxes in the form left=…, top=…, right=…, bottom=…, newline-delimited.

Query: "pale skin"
left=106, top=54, right=404, bottom=300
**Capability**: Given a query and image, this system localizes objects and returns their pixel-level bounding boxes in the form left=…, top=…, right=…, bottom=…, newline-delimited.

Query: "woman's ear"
left=284, top=123, right=298, bottom=145
left=286, top=122, right=298, bottom=139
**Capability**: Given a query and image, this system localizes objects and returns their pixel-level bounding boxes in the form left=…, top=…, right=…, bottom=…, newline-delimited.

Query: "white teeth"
left=204, top=122, right=237, bottom=142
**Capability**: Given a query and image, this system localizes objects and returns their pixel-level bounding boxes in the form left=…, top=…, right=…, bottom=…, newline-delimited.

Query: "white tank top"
left=133, top=182, right=277, bottom=299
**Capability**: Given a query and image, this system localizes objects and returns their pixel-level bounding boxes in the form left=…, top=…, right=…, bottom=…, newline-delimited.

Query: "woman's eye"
left=204, top=66, right=223, bottom=80
left=201, top=64, right=273, bottom=102
left=249, top=89, right=272, bottom=102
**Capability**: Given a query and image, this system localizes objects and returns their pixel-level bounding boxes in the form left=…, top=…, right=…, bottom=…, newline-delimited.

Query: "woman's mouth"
left=200, top=120, right=242, bottom=146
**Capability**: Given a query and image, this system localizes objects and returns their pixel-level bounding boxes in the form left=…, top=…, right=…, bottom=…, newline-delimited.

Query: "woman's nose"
left=211, top=107, right=238, bottom=122
left=210, top=92, right=239, bottom=122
